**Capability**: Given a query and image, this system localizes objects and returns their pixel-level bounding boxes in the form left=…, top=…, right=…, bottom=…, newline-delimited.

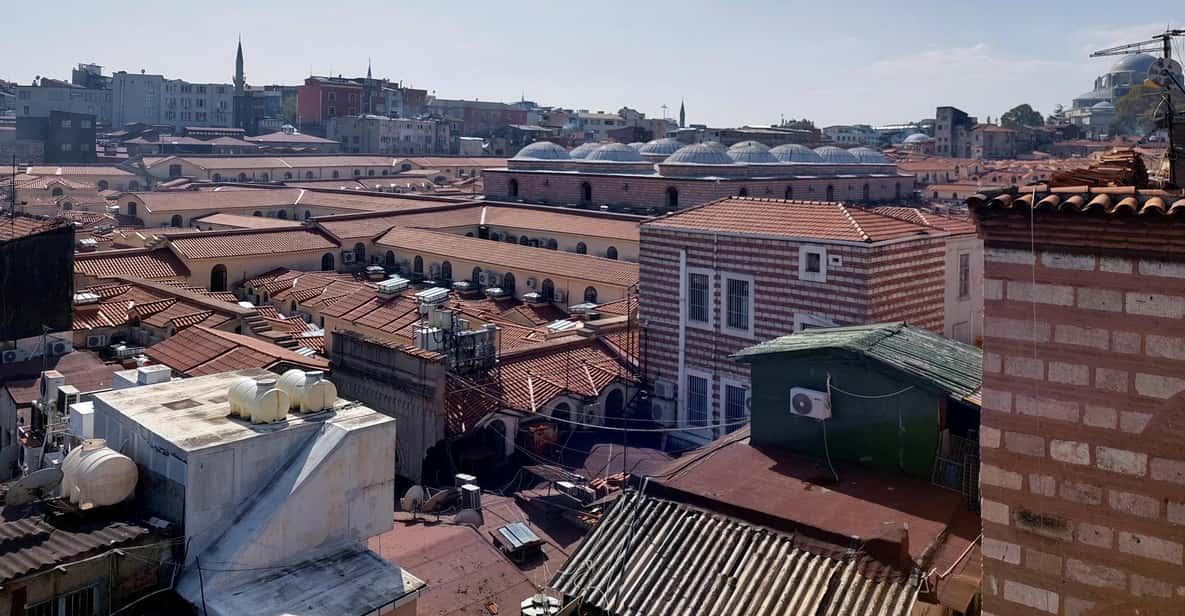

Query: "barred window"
left=687, top=272, right=709, bottom=324
left=726, top=278, right=750, bottom=331
left=687, top=374, right=709, bottom=427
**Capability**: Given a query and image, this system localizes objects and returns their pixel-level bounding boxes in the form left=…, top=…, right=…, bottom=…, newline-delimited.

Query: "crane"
left=1091, top=29, right=1185, bottom=187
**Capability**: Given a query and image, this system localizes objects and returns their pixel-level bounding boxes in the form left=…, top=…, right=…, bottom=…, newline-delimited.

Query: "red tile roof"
left=1, top=350, right=123, bottom=405
left=481, top=204, right=641, bottom=242
left=968, top=187, right=1185, bottom=216
left=870, top=206, right=977, bottom=234
left=25, top=165, right=136, bottom=177
left=168, top=229, right=339, bottom=259
left=74, top=248, right=190, bottom=280
left=0, top=214, right=65, bottom=242
left=375, top=228, right=639, bottom=286
left=645, top=197, right=944, bottom=243
left=144, top=326, right=329, bottom=376
left=193, top=212, right=304, bottom=229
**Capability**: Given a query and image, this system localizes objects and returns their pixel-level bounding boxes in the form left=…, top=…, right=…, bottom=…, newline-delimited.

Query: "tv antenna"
left=1091, top=28, right=1185, bottom=187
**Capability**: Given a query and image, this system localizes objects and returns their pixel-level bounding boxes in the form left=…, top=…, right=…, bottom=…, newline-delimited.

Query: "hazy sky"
left=2, top=1, right=1182, bottom=127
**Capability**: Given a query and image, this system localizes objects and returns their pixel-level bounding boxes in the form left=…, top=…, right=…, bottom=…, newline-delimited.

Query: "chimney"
left=460, top=483, right=481, bottom=511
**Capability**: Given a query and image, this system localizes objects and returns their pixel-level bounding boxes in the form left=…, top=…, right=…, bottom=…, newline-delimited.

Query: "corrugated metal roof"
left=733, top=323, right=981, bottom=400
left=550, top=490, right=918, bottom=616
left=0, top=508, right=149, bottom=584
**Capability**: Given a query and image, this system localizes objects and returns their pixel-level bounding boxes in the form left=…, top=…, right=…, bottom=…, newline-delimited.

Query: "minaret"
left=678, top=100, right=686, bottom=128
left=367, top=58, right=372, bottom=81
left=234, top=36, right=245, bottom=94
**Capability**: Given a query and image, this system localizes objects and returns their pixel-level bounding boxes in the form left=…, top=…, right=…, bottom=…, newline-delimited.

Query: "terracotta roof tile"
left=168, top=229, right=338, bottom=259
left=376, top=228, right=638, bottom=286
left=25, top=165, right=136, bottom=177
left=0, top=214, right=65, bottom=242
left=968, top=187, right=1185, bottom=216
left=645, top=197, right=940, bottom=243
left=145, top=326, right=328, bottom=375
left=193, top=213, right=304, bottom=229
left=870, top=206, right=977, bottom=234
left=74, top=248, right=190, bottom=280
left=481, top=205, right=640, bottom=242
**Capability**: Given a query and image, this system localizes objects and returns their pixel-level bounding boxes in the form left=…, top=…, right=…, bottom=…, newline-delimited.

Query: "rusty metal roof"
left=0, top=507, right=149, bottom=584
left=550, top=490, right=919, bottom=616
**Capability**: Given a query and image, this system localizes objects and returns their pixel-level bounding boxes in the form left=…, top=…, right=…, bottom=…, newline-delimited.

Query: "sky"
left=2, top=1, right=1183, bottom=128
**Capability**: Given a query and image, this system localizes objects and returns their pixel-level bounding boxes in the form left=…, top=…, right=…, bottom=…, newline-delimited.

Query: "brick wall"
left=978, top=211, right=1185, bottom=615
left=485, top=169, right=914, bottom=210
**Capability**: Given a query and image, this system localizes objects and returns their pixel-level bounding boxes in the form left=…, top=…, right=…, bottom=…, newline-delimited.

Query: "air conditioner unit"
left=650, top=399, right=676, bottom=425
left=341, top=251, right=356, bottom=264
left=50, top=340, right=70, bottom=356
left=789, top=387, right=831, bottom=420
left=2, top=349, right=22, bottom=364
left=477, top=271, right=490, bottom=286
left=525, top=277, right=537, bottom=289
left=653, top=378, right=675, bottom=400
left=86, top=334, right=108, bottom=348
left=486, top=272, right=501, bottom=287
left=552, top=289, right=567, bottom=303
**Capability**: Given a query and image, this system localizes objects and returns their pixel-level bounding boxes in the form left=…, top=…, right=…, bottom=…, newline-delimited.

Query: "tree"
left=1000, top=104, right=1044, bottom=129
left=1110, top=84, right=1185, bottom=136
left=281, top=96, right=298, bottom=125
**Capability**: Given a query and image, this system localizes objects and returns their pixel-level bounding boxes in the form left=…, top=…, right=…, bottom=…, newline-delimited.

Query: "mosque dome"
left=585, top=143, right=646, bottom=162
left=1109, top=53, right=1157, bottom=74
left=1092, top=101, right=1115, bottom=110
left=664, top=144, right=738, bottom=165
left=727, top=142, right=780, bottom=164
left=847, top=147, right=889, bottom=164
left=514, top=141, right=569, bottom=160
left=638, top=138, right=685, bottom=156
left=627, top=142, right=646, bottom=150
left=903, top=132, right=930, bottom=144
left=813, top=146, right=859, bottom=164
left=769, top=144, right=824, bottom=163
left=568, top=142, right=602, bottom=159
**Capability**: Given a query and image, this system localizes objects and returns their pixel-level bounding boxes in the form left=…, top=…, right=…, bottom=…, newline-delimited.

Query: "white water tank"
left=61, top=439, right=138, bottom=510
left=276, top=370, right=337, bottom=413
left=228, top=377, right=290, bottom=424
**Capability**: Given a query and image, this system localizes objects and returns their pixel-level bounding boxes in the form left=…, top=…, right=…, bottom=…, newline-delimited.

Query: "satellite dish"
left=454, top=509, right=482, bottom=527
left=3, top=468, right=64, bottom=506
left=423, top=488, right=453, bottom=513
left=400, top=485, right=426, bottom=512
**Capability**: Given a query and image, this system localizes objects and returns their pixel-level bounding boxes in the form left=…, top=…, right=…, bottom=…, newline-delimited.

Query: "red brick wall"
left=485, top=169, right=914, bottom=210
left=977, top=211, right=1185, bottom=615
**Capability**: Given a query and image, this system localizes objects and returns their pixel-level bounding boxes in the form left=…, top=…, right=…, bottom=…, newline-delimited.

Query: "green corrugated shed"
left=734, top=322, right=982, bottom=401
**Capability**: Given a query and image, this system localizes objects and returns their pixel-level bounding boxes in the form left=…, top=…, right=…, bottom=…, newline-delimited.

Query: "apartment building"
left=329, top=114, right=448, bottom=155
left=111, top=71, right=233, bottom=132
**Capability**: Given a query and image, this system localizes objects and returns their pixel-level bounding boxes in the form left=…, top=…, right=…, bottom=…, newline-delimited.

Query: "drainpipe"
left=677, top=248, right=687, bottom=433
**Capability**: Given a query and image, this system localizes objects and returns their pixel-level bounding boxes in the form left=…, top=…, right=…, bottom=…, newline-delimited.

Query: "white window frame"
left=798, top=245, right=828, bottom=282
left=683, top=266, right=715, bottom=331
left=794, top=312, right=838, bottom=332
left=721, top=272, right=755, bottom=338
left=682, top=367, right=713, bottom=429
left=721, top=376, right=751, bottom=432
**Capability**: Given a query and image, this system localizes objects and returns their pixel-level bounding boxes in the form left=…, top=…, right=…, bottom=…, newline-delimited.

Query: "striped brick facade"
left=485, top=169, right=914, bottom=211
left=976, top=211, right=1185, bottom=615
left=639, top=226, right=945, bottom=441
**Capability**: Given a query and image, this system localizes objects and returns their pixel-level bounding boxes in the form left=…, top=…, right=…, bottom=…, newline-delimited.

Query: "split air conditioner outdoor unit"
left=478, top=271, right=489, bottom=286
left=789, top=387, right=831, bottom=420
left=525, top=277, right=537, bottom=289
left=50, top=340, right=70, bottom=356
left=86, top=334, right=108, bottom=349
left=653, top=378, right=675, bottom=400
left=650, top=400, right=676, bottom=425
left=341, top=251, right=356, bottom=264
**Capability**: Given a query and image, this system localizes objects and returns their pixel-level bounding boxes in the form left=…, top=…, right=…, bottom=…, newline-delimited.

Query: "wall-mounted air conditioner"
left=653, top=378, right=675, bottom=400
left=525, top=277, right=537, bottom=289
left=341, top=251, right=356, bottom=264
left=86, top=334, right=108, bottom=348
left=789, top=387, right=831, bottom=420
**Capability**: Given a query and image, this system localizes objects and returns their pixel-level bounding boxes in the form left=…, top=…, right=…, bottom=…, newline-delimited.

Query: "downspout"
left=677, top=248, right=687, bottom=436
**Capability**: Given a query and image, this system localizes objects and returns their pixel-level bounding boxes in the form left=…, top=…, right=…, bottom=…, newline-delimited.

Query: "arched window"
left=413, top=255, right=424, bottom=274
left=502, top=272, right=516, bottom=295
left=353, top=243, right=366, bottom=261
left=441, top=261, right=452, bottom=280
left=61, top=201, right=72, bottom=211
left=304, top=210, right=312, bottom=220
left=353, top=169, right=361, bottom=177
left=508, top=179, right=519, bottom=198
left=367, top=169, right=376, bottom=176
left=261, top=173, right=269, bottom=182
left=605, top=246, right=618, bottom=260
left=210, top=264, right=228, bottom=292
left=277, top=210, right=288, bottom=219
left=332, top=170, right=340, bottom=179
left=584, top=286, right=598, bottom=303
left=738, top=187, right=748, bottom=197
left=290, top=301, right=298, bottom=314
left=212, top=174, right=222, bottom=182
left=401, top=163, right=413, bottom=171
left=127, top=202, right=137, bottom=217
left=97, top=180, right=108, bottom=190
left=465, top=232, right=475, bottom=237
left=552, top=402, right=572, bottom=429
left=51, top=187, right=64, bottom=197
left=321, top=253, right=335, bottom=270
left=239, top=173, right=249, bottom=182
left=546, top=238, right=558, bottom=250
left=519, top=236, right=529, bottom=246
left=253, top=211, right=262, bottom=217
left=305, top=171, right=315, bottom=179
left=785, top=186, right=793, bottom=200
left=381, top=169, right=389, bottom=176
left=471, top=267, right=482, bottom=284
left=665, top=186, right=678, bottom=208
left=505, top=235, right=518, bottom=244
left=862, top=183, right=870, bottom=201
left=385, top=251, right=395, bottom=267
left=605, top=388, right=625, bottom=424
left=170, top=214, right=183, bottom=227
left=825, top=185, right=835, bottom=201
left=576, top=242, right=587, bottom=254
left=127, top=180, right=139, bottom=191
left=580, top=182, right=592, bottom=202
left=541, top=278, right=555, bottom=300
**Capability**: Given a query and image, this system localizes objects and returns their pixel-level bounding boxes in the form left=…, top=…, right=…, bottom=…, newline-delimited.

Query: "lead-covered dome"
left=727, top=142, right=780, bottom=164
left=903, top=132, right=930, bottom=144
left=847, top=147, right=889, bottom=164
left=514, top=141, right=569, bottom=160
left=664, top=144, right=737, bottom=165
left=1109, top=53, right=1157, bottom=74
left=638, top=138, right=684, bottom=156
left=585, top=143, right=645, bottom=162
left=627, top=142, right=645, bottom=150
left=770, top=144, right=823, bottom=163
left=814, top=146, right=859, bottom=164
left=568, top=142, right=601, bottom=159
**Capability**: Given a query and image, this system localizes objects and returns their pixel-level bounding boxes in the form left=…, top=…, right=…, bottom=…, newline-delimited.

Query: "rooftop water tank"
left=61, top=438, right=137, bottom=510
left=229, top=377, right=290, bottom=424
left=277, top=370, right=337, bottom=413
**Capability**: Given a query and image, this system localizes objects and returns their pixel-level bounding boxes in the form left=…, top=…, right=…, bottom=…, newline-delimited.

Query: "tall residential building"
left=111, top=71, right=233, bottom=132
left=296, top=74, right=429, bottom=137
left=15, top=77, right=112, bottom=126
left=328, top=114, right=448, bottom=155
left=934, top=106, right=975, bottom=158
left=427, top=98, right=529, bottom=138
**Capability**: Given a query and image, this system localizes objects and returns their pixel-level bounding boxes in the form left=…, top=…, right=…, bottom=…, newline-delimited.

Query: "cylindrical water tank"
left=228, top=377, right=290, bottom=424
left=276, top=370, right=337, bottom=413
left=61, top=439, right=137, bottom=510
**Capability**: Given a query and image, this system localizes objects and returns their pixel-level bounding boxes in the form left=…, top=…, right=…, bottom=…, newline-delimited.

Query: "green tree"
left=1110, top=84, right=1185, bottom=136
left=281, top=96, right=298, bottom=125
left=1000, top=104, right=1044, bottom=129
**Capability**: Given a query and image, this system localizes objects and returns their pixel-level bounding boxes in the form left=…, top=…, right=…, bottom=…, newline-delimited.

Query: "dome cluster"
left=513, top=140, right=893, bottom=166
